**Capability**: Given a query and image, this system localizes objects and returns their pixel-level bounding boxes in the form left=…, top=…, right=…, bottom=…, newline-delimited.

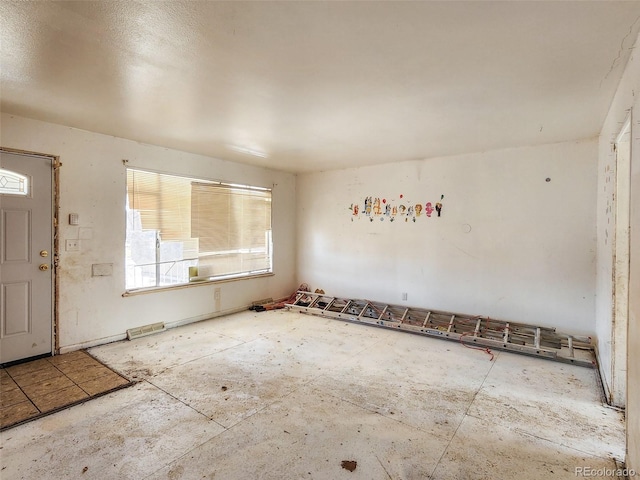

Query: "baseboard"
left=58, top=305, right=252, bottom=355
left=59, top=333, right=127, bottom=354
left=163, top=305, right=250, bottom=329
left=594, top=344, right=613, bottom=405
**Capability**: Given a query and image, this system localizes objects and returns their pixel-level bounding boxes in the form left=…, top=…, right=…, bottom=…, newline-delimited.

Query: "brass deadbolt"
left=40, top=250, right=48, bottom=257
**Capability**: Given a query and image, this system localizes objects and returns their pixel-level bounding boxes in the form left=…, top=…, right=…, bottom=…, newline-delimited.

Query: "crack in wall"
left=601, top=14, right=640, bottom=87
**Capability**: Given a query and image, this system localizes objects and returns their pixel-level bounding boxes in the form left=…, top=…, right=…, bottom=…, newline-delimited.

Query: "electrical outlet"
left=402, top=292, right=408, bottom=301
left=65, top=239, right=80, bottom=251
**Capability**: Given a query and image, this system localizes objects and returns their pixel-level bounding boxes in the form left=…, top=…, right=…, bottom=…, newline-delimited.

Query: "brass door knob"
left=39, top=264, right=49, bottom=271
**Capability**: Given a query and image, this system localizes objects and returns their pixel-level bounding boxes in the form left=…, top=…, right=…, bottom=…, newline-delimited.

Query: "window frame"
left=124, top=167, right=273, bottom=295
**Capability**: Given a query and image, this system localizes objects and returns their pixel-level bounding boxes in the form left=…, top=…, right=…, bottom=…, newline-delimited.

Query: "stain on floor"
left=341, top=460, right=357, bottom=472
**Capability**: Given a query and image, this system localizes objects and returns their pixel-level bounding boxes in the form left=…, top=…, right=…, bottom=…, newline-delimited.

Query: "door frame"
left=611, top=113, right=632, bottom=407
left=0, top=146, right=60, bottom=358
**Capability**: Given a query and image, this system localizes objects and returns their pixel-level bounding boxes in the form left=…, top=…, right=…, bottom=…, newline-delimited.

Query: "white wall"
left=596, top=30, right=640, bottom=470
left=0, top=113, right=297, bottom=352
left=296, top=139, right=597, bottom=334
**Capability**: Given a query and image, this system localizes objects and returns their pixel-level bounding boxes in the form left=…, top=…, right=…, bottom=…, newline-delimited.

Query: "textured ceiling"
left=2, top=1, right=640, bottom=173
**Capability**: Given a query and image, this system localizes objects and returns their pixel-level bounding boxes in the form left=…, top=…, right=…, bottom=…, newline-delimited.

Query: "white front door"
left=0, top=151, right=53, bottom=364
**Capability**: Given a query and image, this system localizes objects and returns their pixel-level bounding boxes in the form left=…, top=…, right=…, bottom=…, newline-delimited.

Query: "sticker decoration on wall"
left=425, top=202, right=433, bottom=217
left=349, top=194, right=445, bottom=223
left=373, top=197, right=382, bottom=215
left=435, top=195, right=444, bottom=217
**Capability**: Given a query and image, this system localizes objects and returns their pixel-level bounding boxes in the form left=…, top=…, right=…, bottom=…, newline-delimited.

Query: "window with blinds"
left=125, top=168, right=272, bottom=290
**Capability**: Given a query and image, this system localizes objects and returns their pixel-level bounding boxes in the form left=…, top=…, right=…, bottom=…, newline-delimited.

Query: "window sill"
left=122, top=271, right=274, bottom=297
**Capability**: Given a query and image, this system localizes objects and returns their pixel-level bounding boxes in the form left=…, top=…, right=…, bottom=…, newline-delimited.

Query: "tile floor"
left=0, top=310, right=626, bottom=479
left=1, top=350, right=131, bottom=430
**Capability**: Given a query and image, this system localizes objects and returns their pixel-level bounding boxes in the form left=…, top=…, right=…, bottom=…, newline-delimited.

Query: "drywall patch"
left=92, top=263, right=113, bottom=277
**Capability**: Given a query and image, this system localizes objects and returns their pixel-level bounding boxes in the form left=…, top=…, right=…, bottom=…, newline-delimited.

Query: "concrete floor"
left=0, top=309, right=625, bottom=479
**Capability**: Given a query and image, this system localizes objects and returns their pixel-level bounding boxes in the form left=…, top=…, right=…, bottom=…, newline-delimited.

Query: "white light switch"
left=69, top=213, right=79, bottom=225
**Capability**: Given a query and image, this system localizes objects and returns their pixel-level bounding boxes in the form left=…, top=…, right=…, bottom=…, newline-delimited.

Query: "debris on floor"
left=250, top=283, right=312, bottom=312
left=341, top=460, right=357, bottom=472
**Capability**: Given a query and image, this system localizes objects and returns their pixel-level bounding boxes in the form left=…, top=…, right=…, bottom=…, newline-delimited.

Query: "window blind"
left=191, top=182, right=272, bottom=275
left=126, top=168, right=272, bottom=288
left=126, top=169, right=192, bottom=241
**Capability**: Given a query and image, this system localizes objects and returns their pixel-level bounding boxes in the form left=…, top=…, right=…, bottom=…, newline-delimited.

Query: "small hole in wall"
left=545, top=177, right=551, bottom=182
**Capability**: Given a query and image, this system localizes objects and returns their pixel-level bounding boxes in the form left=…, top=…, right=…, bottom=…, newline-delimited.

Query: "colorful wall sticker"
left=348, top=194, right=444, bottom=223
left=373, top=198, right=382, bottom=215
left=425, top=202, right=433, bottom=217
left=435, top=195, right=444, bottom=217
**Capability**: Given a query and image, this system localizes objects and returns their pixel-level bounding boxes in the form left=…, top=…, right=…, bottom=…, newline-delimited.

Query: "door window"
left=0, top=168, right=29, bottom=196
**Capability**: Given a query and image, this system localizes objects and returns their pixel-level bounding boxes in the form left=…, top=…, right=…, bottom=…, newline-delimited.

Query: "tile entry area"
left=1, top=350, right=132, bottom=430
left=0, top=310, right=626, bottom=479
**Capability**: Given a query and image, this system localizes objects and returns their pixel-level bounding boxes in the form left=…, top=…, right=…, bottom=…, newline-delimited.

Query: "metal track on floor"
left=286, top=292, right=595, bottom=368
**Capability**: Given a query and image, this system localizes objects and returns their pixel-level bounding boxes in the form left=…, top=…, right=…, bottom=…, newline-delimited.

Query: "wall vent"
left=126, top=322, right=165, bottom=340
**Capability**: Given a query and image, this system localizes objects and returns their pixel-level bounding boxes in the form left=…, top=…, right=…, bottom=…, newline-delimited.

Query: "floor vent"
left=126, top=322, right=165, bottom=340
